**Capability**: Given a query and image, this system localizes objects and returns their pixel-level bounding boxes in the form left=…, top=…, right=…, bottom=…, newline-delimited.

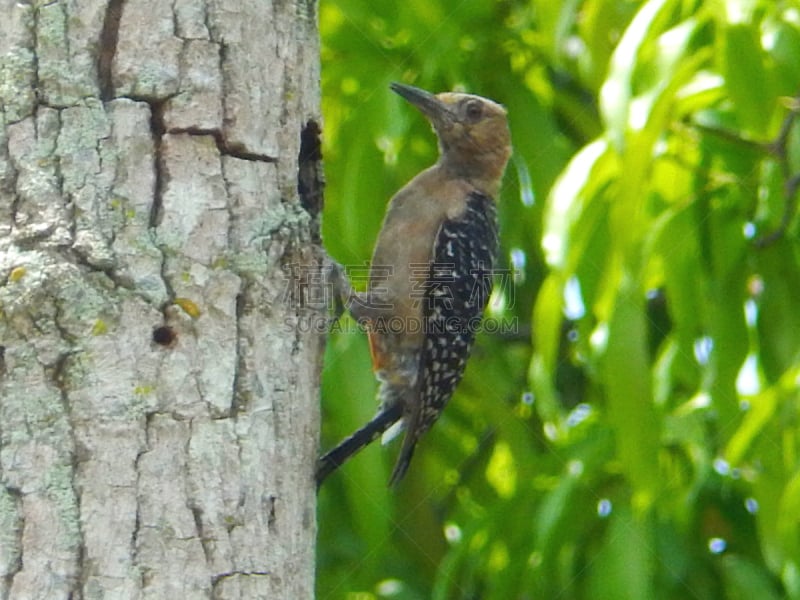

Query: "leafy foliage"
left=317, top=1, right=800, bottom=598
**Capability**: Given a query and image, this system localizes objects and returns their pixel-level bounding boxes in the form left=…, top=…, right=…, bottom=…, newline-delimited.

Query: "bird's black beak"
left=390, top=82, right=452, bottom=126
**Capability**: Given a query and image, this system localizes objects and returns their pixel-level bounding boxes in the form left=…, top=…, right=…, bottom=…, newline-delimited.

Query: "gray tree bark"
left=0, top=0, right=322, bottom=598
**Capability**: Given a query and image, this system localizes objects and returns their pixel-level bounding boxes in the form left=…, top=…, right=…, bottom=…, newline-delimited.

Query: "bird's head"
left=391, top=82, right=512, bottom=196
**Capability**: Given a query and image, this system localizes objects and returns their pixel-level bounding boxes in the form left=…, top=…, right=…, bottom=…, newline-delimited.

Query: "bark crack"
left=266, top=494, right=277, bottom=535
left=7, top=148, right=20, bottom=230
left=98, top=0, right=125, bottom=102
left=211, top=569, right=272, bottom=590
left=189, top=506, right=211, bottom=565
left=146, top=100, right=166, bottom=230
left=130, top=411, right=154, bottom=589
left=1, top=486, right=23, bottom=596
left=231, top=292, right=245, bottom=417
left=30, top=2, right=42, bottom=112
left=50, top=110, right=68, bottom=240
left=50, top=344, right=84, bottom=598
left=166, top=127, right=278, bottom=163
left=141, top=98, right=177, bottom=320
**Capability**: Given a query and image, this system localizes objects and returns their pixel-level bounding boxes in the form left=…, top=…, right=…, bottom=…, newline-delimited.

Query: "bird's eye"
left=464, top=100, right=483, bottom=122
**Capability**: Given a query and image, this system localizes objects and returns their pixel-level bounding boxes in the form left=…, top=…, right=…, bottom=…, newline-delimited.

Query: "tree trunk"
left=0, top=1, right=322, bottom=598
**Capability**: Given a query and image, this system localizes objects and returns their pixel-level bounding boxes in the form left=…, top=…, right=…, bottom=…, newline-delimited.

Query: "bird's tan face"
left=433, top=92, right=511, bottom=167
left=390, top=83, right=512, bottom=195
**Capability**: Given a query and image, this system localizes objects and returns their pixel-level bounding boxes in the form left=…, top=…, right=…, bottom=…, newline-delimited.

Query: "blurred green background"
left=316, top=0, right=800, bottom=598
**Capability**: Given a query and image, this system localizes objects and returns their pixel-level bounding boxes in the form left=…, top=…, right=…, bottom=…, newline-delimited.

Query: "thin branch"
left=692, top=95, right=800, bottom=248
left=756, top=97, right=800, bottom=247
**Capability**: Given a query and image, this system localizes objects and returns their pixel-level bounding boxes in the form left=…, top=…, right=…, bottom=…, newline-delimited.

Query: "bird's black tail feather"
left=316, top=402, right=403, bottom=488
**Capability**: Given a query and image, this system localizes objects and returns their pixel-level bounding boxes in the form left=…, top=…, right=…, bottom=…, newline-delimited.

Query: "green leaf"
left=542, top=138, right=615, bottom=271
left=722, top=23, right=775, bottom=134
left=600, top=0, right=673, bottom=144
left=721, top=555, right=782, bottom=600
left=589, top=509, right=655, bottom=599
left=604, top=277, right=660, bottom=502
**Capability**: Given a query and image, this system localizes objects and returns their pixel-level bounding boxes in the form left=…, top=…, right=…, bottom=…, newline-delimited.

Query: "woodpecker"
left=317, top=82, right=512, bottom=487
